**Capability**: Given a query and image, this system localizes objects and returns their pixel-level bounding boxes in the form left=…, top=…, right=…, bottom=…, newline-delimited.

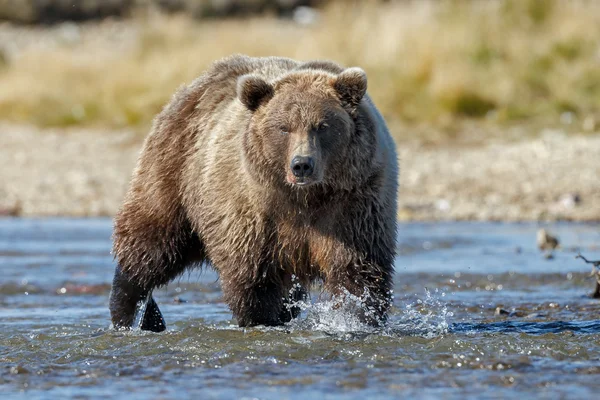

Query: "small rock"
left=514, top=246, right=522, bottom=254
left=293, top=6, right=319, bottom=26
left=435, top=199, right=451, bottom=212
left=559, top=193, right=581, bottom=209
left=495, top=307, right=510, bottom=316
left=10, top=365, right=29, bottom=375
left=537, top=229, right=559, bottom=251
left=495, top=307, right=525, bottom=317
left=0, top=201, right=21, bottom=216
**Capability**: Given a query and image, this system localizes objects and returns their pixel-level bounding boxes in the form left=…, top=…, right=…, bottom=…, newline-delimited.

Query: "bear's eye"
left=280, top=127, right=289, bottom=135
left=316, top=122, right=329, bottom=132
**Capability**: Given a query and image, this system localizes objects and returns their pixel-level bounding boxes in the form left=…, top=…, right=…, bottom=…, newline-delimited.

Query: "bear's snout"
left=291, top=156, right=314, bottom=180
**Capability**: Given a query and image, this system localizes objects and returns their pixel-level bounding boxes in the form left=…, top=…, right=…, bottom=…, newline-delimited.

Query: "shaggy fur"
left=109, top=55, right=399, bottom=332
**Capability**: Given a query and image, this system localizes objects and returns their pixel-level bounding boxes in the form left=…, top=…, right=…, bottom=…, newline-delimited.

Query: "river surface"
left=1, top=218, right=600, bottom=399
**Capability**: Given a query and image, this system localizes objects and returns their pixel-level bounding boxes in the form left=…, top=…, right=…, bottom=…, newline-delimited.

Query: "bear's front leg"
left=220, top=265, right=291, bottom=327
left=109, top=266, right=167, bottom=332
left=324, top=260, right=393, bottom=327
left=279, top=283, right=308, bottom=323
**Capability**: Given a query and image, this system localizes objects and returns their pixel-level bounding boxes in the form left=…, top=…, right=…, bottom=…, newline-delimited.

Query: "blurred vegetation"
left=0, top=0, right=133, bottom=23
left=0, top=0, right=318, bottom=23
left=0, top=0, right=598, bottom=137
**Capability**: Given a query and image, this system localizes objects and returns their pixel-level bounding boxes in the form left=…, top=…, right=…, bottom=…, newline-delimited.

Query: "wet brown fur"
left=110, top=55, right=399, bottom=331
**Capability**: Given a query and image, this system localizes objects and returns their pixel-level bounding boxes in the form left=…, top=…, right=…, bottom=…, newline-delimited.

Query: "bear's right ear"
left=333, top=67, right=367, bottom=118
left=237, top=75, right=274, bottom=112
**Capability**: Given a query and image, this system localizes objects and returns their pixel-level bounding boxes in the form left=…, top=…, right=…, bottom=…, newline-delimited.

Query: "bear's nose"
left=291, top=156, right=314, bottom=178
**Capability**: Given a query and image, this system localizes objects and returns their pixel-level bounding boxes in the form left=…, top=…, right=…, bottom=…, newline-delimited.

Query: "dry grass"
left=0, top=0, right=599, bottom=139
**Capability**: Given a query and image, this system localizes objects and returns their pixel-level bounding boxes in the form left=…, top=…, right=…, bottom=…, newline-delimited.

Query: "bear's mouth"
left=286, top=174, right=319, bottom=188
left=290, top=178, right=312, bottom=187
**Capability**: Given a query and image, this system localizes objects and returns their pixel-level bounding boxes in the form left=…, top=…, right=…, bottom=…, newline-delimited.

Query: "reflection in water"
left=1, top=218, right=600, bottom=399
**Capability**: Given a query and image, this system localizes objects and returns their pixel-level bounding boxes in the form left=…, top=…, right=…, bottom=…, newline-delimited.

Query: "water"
left=1, top=218, right=600, bottom=399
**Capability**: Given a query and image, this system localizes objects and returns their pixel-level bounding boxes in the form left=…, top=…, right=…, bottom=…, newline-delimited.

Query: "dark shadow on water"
left=451, top=320, right=600, bottom=334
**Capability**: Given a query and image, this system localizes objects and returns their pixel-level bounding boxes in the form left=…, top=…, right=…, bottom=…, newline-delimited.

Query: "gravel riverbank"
left=1, top=123, right=598, bottom=221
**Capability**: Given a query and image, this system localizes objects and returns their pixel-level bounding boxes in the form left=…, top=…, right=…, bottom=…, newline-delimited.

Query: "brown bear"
left=109, top=54, right=398, bottom=332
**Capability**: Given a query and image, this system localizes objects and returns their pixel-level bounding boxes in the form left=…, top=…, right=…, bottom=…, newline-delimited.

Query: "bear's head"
left=237, top=65, right=371, bottom=193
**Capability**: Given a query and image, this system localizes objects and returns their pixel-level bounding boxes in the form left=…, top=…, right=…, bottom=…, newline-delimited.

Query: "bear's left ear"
left=333, top=67, right=367, bottom=117
left=237, top=75, right=274, bottom=112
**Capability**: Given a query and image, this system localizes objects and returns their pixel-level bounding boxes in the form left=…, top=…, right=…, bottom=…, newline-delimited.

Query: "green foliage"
left=551, top=40, right=583, bottom=61
left=443, top=92, right=496, bottom=118
left=471, top=45, right=503, bottom=66
left=527, top=0, right=553, bottom=25
left=0, top=0, right=599, bottom=137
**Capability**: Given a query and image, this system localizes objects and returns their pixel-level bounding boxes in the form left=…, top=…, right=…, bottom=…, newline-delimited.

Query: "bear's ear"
left=333, top=67, right=367, bottom=117
left=237, top=75, right=274, bottom=112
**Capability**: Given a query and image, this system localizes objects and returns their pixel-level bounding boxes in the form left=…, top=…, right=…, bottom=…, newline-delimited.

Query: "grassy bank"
left=0, top=0, right=599, bottom=139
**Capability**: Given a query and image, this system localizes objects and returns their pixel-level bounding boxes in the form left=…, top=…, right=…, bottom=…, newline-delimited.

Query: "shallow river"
left=1, top=218, right=600, bottom=399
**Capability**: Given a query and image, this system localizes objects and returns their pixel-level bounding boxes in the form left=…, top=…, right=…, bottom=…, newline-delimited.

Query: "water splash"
left=132, top=292, right=151, bottom=330
left=282, top=286, right=452, bottom=338
left=389, top=287, right=452, bottom=338
left=285, top=288, right=376, bottom=334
